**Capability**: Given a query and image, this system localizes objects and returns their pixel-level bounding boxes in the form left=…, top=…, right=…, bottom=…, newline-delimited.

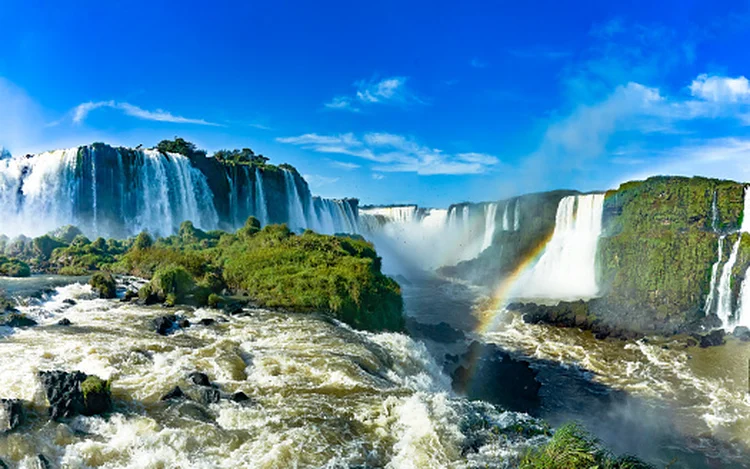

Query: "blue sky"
left=2, top=1, right=750, bottom=206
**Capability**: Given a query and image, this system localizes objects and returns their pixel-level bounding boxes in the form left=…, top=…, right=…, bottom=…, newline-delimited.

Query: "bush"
left=207, top=293, right=222, bottom=308
left=90, top=272, right=116, bottom=299
left=0, top=256, right=31, bottom=277
left=520, top=423, right=653, bottom=469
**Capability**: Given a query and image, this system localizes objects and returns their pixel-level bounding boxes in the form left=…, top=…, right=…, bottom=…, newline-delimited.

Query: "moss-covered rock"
left=0, top=256, right=30, bottom=277
left=89, top=272, right=116, bottom=299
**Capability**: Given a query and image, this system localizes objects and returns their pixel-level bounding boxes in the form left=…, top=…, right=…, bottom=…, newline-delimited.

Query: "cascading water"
left=254, top=167, right=269, bottom=226
left=513, top=199, right=520, bottom=231
left=515, top=194, right=605, bottom=300
left=481, top=203, right=499, bottom=251
left=719, top=186, right=750, bottom=329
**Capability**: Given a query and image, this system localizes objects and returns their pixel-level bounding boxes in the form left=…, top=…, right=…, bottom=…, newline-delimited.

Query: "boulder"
left=200, top=387, right=221, bottom=405
left=62, top=298, right=76, bottom=306
left=34, top=455, right=51, bottom=469
left=733, top=326, right=750, bottom=342
left=89, top=272, right=116, bottom=299
left=698, top=330, right=725, bottom=348
left=57, top=318, right=71, bottom=326
left=0, top=399, right=24, bottom=431
left=161, top=386, right=186, bottom=401
left=188, top=372, right=211, bottom=387
left=0, top=313, right=37, bottom=328
left=154, top=315, right=177, bottom=335
left=198, top=318, right=216, bottom=327
left=222, top=303, right=244, bottom=316
left=38, top=371, right=111, bottom=420
left=231, top=391, right=250, bottom=402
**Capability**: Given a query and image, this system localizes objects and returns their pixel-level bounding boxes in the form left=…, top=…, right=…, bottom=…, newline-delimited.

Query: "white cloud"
left=689, top=74, right=750, bottom=103
left=303, top=174, right=340, bottom=188
left=72, top=101, right=221, bottom=126
left=278, top=132, right=500, bottom=175
left=470, top=58, right=488, bottom=68
left=372, top=173, right=385, bottom=180
left=325, top=76, right=423, bottom=112
left=330, top=160, right=360, bottom=170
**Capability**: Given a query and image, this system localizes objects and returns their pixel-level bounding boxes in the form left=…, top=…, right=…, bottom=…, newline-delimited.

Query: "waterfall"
left=502, top=203, right=510, bottom=231
left=254, top=167, right=269, bottom=226
left=513, top=199, right=520, bottom=231
left=283, top=169, right=307, bottom=231
left=720, top=187, right=750, bottom=329
left=516, top=194, right=605, bottom=300
left=705, top=236, right=725, bottom=316
left=481, top=203, right=498, bottom=252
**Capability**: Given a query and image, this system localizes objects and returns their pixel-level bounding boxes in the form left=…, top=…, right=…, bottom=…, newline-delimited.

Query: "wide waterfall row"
left=359, top=200, right=514, bottom=272
left=0, top=146, right=359, bottom=239
left=0, top=147, right=218, bottom=238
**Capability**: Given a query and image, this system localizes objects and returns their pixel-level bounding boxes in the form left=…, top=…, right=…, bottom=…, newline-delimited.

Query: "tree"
left=156, top=138, right=207, bottom=159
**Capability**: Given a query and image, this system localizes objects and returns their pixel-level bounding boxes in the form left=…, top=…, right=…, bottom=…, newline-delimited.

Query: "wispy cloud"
left=470, top=58, right=488, bottom=68
left=329, top=160, right=360, bottom=170
left=278, top=132, right=500, bottom=175
left=372, top=173, right=385, bottom=180
left=302, top=174, right=340, bottom=188
left=509, top=48, right=571, bottom=60
left=72, top=101, right=221, bottom=126
left=324, top=76, right=424, bottom=112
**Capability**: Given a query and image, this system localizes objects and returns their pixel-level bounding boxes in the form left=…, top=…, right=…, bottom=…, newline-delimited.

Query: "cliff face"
left=441, top=177, right=750, bottom=334
left=0, top=143, right=359, bottom=239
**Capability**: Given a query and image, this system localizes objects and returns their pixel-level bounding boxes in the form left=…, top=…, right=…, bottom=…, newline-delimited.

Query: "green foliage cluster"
left=0, top=255, right=30, bottom=277
left=114, top=218, right=403, bottom=331
left=598, top=176, right=744, bottom=330
left=155, top=137, right=207, bottom=159
left=90, top=272, right=116, bottom=299
left=213, top=148, right=269, bottom=166
left=520, top=423, right=653, bottom=469
left=80, top=376, right=110, bottom=402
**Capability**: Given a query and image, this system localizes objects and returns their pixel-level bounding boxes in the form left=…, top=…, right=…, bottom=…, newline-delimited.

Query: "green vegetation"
left=520, top=423, right=653, bottom=469
left=90, top=272, right=116, bottom=299
left=597, top=176, right=744, bottom=332
left=0, top=255, right=30, bottom=277
left=213, top=148, right=270, bottom=166
left=113, top=218, right=403, bottom=331
left=80, top=376, right=110, bottom=402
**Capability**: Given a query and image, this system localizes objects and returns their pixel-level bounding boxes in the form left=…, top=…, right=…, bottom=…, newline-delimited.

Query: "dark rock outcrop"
left=733, top=326, right=750, bottom=342
left=38, top=371, right=111, bottom=420
left=0, top=313, right=37, bottom=328
left=154, top=315, right=190, bottom=335
left=697, top=329, right=726, bottom=348
left=161, top=386, right=186, bottom=401
left=0, top=399, right=25, bottom=431
left=57, top=318, right=72, bottom=326
left=405, top=318, right=466, bottom=343
left=189, top=372, right=211, bottom=387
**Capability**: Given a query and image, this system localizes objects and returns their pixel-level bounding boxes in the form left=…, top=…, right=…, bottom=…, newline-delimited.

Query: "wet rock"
left=89, top=272, right=116, bottom=299
left=177, top=318, right=191, bottom=329
left=62, top=298, right=76, bottom=306
left=57, top=318, right=71, bottom=326
left=189, top=372, right=211, bottom=387
left=161, top=386, right=186, bottom=401
left=35, top=455, right=51, bottom=469
left=38, top=370, right=111, bottom=420
left=0, top=313, right=37, bottom=328
left=698, top=330, right=725, bottom=348
left=0, top=399, right=24, bottom=431
left=154, top=315, right=177, bottom=335
left=231, top=391, right=250, bottom=402
left=200, top=387, right=221, bottom=405
left=451, top=341, right=541, bottom=414
left=0, top=458, right=8, bottom=469
left=198, top=318, right=216, bottom=327
left=223, top=303, right=244, bottom=316
left=733, top=326, right=750, bottom=342
left=405, top=319, right=466, bottom=343
left=122, top=289, right=138, bottom=302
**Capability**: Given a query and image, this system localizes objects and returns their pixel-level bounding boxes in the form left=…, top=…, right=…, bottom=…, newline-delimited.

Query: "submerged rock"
left=405, top=318, right=466, bottom=343
left=62, top=298, right=76, bottom=306
left=161, top=386, right=186, bottom=401
left=38, top=371, right=111, bottom=420
left=189, top=372, right=211, bottom=387
left=0, top=313, right=37, bottom=328
left=231, top=391, right=250, bottom=402
left=733, top=326, right=750, bottom=342
left=89, top=272, right=116, bottom=299
left=200, top=387, right=221, bottom=405
left=698, top=330, right=725, bottom=348
left=0, top=399, right=24, bottom=432
left=57, top=318, right=72, bottom=326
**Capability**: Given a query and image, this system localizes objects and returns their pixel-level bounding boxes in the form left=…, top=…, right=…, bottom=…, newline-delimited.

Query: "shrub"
left=90, top=272, right=116, bottom=299
left=0, top=256, right=31, bottom=277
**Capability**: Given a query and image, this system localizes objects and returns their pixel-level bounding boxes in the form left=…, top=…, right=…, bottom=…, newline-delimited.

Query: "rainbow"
left=474, top=230, right=555, bottom=334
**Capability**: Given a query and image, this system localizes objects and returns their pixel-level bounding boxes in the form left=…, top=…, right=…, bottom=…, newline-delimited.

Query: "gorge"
left=2, top=142, right=750, bottom=467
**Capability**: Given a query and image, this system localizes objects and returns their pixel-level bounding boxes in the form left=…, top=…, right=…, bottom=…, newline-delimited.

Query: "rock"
left=0, top=313, right=37, bottom=328
left=38, top=370, right=111, bottom=420
left=200, top=387, right=221, bottom=405
left=57, top=318, right=71, bottom=326
left=198, top=318, right=216, bottom=327
left=161, top=386, right=186, bottom=401
left=230, top=391, right=250, bottom=402
left=188, top=372, right=211, bottom=387
left=62, top=298, right=76, bottom=306
left=699, top=330, right=725, bottom=348
left=405, top=319, right=466, bottom=343
left=223, top=303, right=244, bottom=316
left=0, top=399, right=24, bottom=431
left=177, top=318, right=191, bottom=329
left=154, top=315, right=177, bottom=335
left=35, top=455, right=51, bottom=469
left=0, top=458, right=8, bottom=469
left=733, top=326, right=750, bottom=342
left=89, top=272, right=116, bottom=299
